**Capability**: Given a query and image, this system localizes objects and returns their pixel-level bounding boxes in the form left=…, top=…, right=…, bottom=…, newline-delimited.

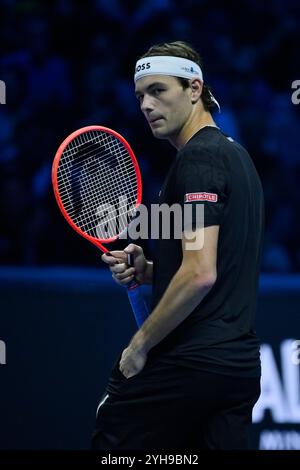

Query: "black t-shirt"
left=148, top=126, right=265, bottom=377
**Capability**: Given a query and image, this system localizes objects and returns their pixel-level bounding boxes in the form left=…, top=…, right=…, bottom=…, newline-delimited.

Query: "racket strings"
left=58, top=162, right=137, bottom=211
left=59, top=132, right=133, bottom=186
left=57, top=130, right=139, bottom=239
left=60, top=177, right=137, bottom=216
left=58, top=152, right=137, bottom=236
left=59, top=144, right=137, bottom=235
left=57, top=157, right=137, bottom=204
left=59, top=172, right=137, bottom=238
left=59, top=179, right=136, bottom=239
left=59, top=137, right=128, bottom=175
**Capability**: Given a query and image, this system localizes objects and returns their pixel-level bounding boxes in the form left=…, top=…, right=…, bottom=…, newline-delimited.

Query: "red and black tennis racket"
left=52, top=125, right=149, bottom=327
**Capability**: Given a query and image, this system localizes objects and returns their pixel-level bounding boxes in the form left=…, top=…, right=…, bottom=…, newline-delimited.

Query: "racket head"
left=52, top=125, right=142, bottom=252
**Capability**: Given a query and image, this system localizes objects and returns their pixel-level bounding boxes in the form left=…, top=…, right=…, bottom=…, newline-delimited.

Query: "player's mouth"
left=149, top=117, right=164, bottom=126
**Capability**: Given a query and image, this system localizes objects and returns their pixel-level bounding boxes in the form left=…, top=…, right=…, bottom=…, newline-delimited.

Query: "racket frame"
left=52, top=125, right=143, bottom=254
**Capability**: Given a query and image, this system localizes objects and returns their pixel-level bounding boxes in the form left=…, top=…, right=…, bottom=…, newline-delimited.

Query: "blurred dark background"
left=0, top=0, right=300, bottom=271
left=0, top=0, right=300, bottom=452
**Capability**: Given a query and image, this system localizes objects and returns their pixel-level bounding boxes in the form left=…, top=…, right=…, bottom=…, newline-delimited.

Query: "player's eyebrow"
left=135, top=82, right=167, bottom=98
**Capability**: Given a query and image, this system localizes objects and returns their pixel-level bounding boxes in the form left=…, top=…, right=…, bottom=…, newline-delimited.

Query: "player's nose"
left=141, top=94, right=154, bottom=114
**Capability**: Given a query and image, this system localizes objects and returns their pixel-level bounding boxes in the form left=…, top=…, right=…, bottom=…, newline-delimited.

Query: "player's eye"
left=153, top=88, right=164, bottom=96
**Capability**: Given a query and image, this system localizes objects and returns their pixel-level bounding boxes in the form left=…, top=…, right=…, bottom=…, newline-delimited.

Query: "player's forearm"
left=130, top=265, right=215, bottom=353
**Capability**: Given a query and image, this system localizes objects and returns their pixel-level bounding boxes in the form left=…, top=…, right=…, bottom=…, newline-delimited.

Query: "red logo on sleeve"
left=185, top=192, right=218, bottom=202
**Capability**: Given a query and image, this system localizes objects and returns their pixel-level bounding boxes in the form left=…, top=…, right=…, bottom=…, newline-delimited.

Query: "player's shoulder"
left=177, top=127, right=227, bottom=166
left=177, top=127, right=248, bottom=167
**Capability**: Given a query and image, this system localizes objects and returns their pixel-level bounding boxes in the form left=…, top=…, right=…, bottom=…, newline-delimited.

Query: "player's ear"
left=190, top=79, right=203, bottom=104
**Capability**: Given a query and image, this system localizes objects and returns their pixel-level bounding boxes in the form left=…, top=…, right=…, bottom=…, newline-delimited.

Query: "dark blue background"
left=0, top=268, right=299, bottom=450
left=0, top=0, right=299, bottom=270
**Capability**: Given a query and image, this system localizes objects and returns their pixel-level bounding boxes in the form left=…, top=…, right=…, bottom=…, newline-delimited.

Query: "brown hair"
left=138, top=41, right=217, bottom=112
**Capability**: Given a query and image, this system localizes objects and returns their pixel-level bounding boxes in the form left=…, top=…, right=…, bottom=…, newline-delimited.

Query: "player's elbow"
left=193, top=270, right=217, bottom=292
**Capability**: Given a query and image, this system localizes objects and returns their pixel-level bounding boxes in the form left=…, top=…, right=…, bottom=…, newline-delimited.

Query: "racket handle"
left=126, top=281, right=149, bottom=327
left=126, top=251, right=149, bottom=327
left=105, top=251, right=149, bottom=327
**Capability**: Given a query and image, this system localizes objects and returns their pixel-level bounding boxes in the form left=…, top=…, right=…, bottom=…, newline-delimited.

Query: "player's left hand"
left=119, top=346, right=147, bottom=379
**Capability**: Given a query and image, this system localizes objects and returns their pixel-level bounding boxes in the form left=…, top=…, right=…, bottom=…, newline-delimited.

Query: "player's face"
left=135, top=76, right=192, bottom=141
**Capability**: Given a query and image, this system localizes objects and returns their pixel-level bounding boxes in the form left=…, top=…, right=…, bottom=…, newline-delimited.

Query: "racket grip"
left=126, top=281, right=149, bottom=327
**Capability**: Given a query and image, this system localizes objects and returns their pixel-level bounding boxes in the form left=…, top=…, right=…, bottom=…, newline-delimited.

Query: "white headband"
left=134, top=55, right=221, bottom=112
left=134, top=56, right=203, bottom=83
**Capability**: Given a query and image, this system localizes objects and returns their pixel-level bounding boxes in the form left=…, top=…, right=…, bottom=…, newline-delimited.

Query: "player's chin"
left=151, top=127, right=168, bottom=139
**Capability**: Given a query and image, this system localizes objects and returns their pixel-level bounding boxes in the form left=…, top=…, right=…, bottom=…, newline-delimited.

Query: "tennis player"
left=93, top=41, right=264, bottom=450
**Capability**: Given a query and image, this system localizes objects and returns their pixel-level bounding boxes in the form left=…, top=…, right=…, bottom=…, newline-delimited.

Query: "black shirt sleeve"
left=175, top=146, right=229, bottom=229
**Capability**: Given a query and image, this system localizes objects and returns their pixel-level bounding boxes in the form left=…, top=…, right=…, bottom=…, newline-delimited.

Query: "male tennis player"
left=93, top=41, right=264, bottom=450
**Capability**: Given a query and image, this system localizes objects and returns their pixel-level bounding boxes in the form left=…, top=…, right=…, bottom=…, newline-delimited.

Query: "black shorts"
left=92, top=352, right=260, bottom=450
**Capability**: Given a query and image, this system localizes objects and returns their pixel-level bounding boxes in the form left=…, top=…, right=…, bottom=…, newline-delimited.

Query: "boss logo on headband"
left=135, top=62, right=151, bottom=73
left=181, top=66, right=198, bottom=75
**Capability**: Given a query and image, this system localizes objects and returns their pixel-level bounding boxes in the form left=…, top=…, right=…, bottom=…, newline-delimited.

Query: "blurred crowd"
left=0, top=0, right=299, bottom=271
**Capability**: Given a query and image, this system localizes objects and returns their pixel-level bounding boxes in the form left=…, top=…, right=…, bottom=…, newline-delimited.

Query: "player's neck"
left=170, top=108, right=217, bottom=150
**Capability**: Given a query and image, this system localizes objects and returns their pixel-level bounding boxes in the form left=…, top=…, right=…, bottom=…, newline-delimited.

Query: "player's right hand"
left=101, top=244, right=147, bottom=286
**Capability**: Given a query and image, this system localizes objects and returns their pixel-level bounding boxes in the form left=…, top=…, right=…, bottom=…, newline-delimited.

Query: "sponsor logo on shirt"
left=185, top=192, right=218, bottom=203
